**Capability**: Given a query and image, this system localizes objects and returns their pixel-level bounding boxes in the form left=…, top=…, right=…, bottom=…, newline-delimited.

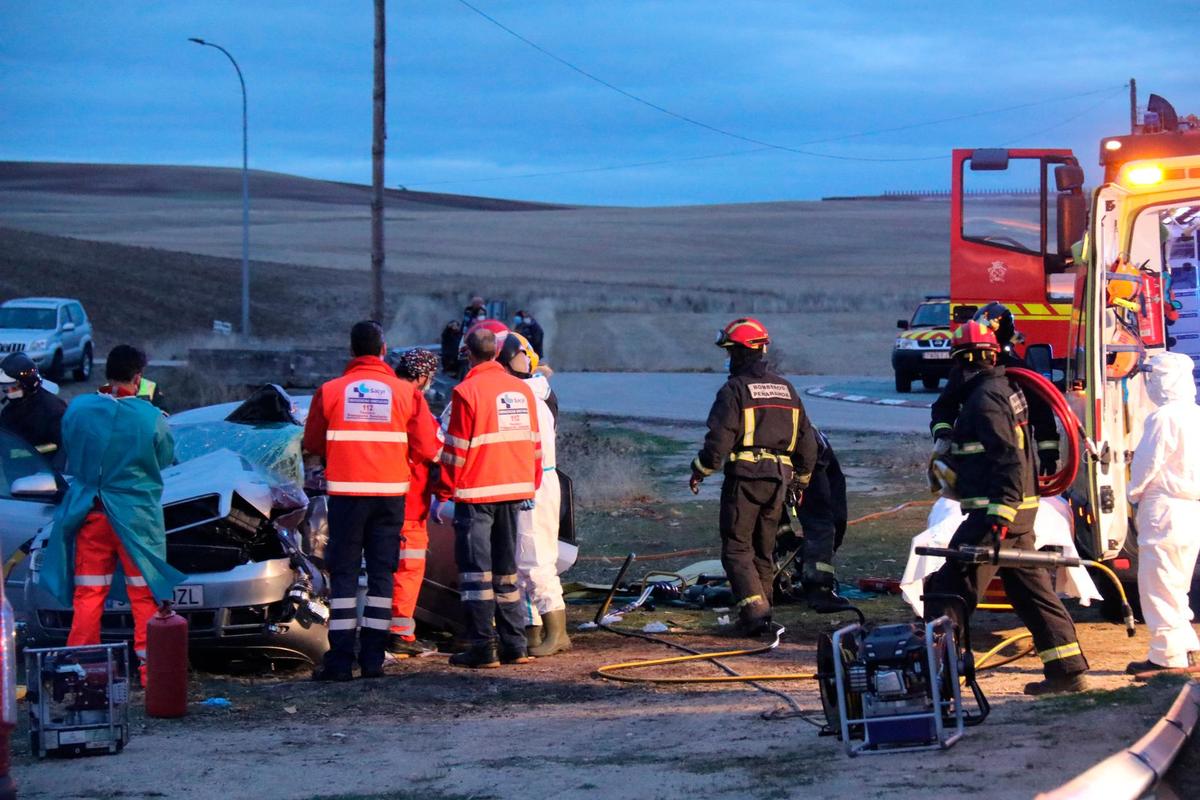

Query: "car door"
left=0, top=428, right=61, bottom=614
left=60, top=304, right=81, bottom=363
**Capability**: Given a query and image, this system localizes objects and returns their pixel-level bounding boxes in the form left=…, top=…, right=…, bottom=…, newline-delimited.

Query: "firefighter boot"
left=737, top=599, right=773, bottom=637
left=1023, top=672, right=1089, bottom=696
left=449, top=644, right=501, bottom=670
left=803, top=583, right=851, bottom=613
left=528, top=609, right=572, bottom=657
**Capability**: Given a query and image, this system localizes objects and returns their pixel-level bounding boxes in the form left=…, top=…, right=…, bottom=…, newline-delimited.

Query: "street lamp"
left=188, top=37, right=251, bottom=337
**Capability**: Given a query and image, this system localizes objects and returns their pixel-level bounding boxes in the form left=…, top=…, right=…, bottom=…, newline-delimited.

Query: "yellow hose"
left=596, top=640, right=818, bottom=684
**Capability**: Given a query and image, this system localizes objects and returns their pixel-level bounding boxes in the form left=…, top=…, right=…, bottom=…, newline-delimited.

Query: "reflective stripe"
left=398, top=549, right=426, bottom=560
left=391, top=618, right=415, bottom=633
left=441, top=452, right=466, bottom=467
left=987, top=503, right=1017, bottom=522
left=960, top=497, right=988, bottom=510
left=495, top=573, right=518, bottom=583
left=931, top=422, right=953, bottom=436
left=787, top=408, right=800, bottom=452
left=471, top=430, right=536, bottom=447
left=326, top=480, right=410, bottom=493
left=327, top=430, right=409, bottom=443
left=125, top=575, right=148, bottom=587
left=361, top=617, right=390, bottom=630
left=461, top=571, right=493, bottom=583
left=1015, top=425, right=1025, bottom=450
left=35, top=443, right=58, bottom=454
left=815, top=562, right=836, bottom=574
left=742, top=409, right=755, bottom=448
left=75, top=574, right=113, bottom=587
left=1038, top=642, right=1083, bottom=663
left=729, top=451, right=792, bottom=467
left=444, top=434, right=469, bottom=450
left=330, top=597, right=358, bottom=609
left=1037, top=440, right=1059, bottom=451
left=1019, top=496, right=1039, bottom=510
left=951, top=441, right=985, bottom=455
left=364, top=595, right=391, bottom=609
left=329, top=618, right=358, bottom=630
left=735, top=594, right=763, bottom=609
left=462, top=589, right=495, bottom=601
left=495, top=590, right=520, bottom=603
left=691, top=457, right=715, bottom=477
left=455, top=482, right=536, bottom=500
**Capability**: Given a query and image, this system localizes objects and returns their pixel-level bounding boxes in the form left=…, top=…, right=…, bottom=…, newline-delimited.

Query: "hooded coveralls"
left=515, top=372, right=562, bottom=627
left=40, top=392, right=182, bottom=668
left=1128, top=352, right=1200, bottom=668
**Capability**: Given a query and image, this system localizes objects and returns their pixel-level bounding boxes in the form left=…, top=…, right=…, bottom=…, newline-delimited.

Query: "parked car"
left=891, top=296, right=952, bottom=393
left=0, top=297, right=94, bottom=382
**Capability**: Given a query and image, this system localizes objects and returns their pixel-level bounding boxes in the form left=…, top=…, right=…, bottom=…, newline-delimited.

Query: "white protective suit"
left=1128, top=351, right=1200, bottom=667
left=517, top=373, right=564, bottom=626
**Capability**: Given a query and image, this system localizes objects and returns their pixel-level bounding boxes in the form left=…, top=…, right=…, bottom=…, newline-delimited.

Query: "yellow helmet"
left=500, top=330, right=539, bottom=373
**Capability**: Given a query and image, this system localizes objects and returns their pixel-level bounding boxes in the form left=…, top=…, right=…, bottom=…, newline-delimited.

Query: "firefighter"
left=689, top=318, right=818, bottom=635
left=303, top=322, right=442, bottom=681
left=1125, top=352, right=1200, bottom=675
left=388, top=349, right=445, bottom=658
left=513, top=310, right=545, bottom=359
left=39, top=345, right=183, bottom=683
left=499, top=331, right=569, bottom=656
left=923, top=321, right=1089, bottom=695
left=433, top=326, right=542, bottom=668
left=0, top=352, right=67, bottom=464
left=931, top=303, right=1059, bottom=476
left=786, top=428, right=851, bottom=611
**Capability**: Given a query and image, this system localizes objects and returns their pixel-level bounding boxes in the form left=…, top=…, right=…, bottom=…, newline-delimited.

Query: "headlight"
left=894, top=338, right=920, bottom=350
left=29, top=339, right=49, bottom=352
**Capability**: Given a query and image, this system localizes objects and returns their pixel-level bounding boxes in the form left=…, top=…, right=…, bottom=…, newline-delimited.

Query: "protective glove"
left=786, top=480, right=806, bottom=508
left=430, top=498, right=452, bottom=525
left=986, top=514, right=1010, bottom=542
left=932, top=436, right=952, bottom=458
left=519, top=498, right=536, bottom=511
left=689, top=470, right=704, bottom=495
left=1038, top=449, right=1060, bottom=477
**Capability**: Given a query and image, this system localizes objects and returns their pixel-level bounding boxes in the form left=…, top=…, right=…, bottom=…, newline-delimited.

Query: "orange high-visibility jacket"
left=438, top=360, right=542, bottom=503
left=303, top=356, right=442, bottom=496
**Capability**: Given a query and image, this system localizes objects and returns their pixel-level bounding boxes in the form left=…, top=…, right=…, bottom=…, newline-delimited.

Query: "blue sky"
left=1, top=1, right=1195, bottom=205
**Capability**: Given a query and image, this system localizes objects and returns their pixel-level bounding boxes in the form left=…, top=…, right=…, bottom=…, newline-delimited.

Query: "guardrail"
left=1036, top=680, right=1200, bottom=800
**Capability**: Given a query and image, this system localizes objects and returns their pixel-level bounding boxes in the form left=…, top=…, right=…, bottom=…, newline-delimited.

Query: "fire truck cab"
left=949, top=94, right=1200, bottom=614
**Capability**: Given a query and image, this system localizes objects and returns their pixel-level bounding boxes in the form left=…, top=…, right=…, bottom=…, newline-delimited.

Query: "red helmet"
left=716, top=317, right=770, bottom=350
left=461, top=319, right=509, bottom=360
left=951, top=320, right=1000, bottom=355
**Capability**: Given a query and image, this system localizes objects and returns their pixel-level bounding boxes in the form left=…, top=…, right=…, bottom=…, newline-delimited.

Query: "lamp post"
left=189, top=37, right=251, bottom=337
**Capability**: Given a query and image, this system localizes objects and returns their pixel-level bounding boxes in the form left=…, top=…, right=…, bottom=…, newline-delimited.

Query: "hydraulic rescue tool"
left=26, top=643, right=131, bottom=758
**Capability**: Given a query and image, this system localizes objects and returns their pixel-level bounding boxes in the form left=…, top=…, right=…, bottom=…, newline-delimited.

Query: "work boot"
left=1023, top=673, right=1089, bottom=696
left=312, top=666, right=354, bottom=682
left=359, top=663, right=386, bottom=679
left=737, top=599, right=772, bottom=637
left=449, top=645, right=501, bottom=670
left=1125, top=659, right=1169, bottom=677
left=387, top=635, right=437, bottom=658
left=528, top=609, right=572, bottom=657
left=525, top=625, right=545, bottom=649
left=803, top=584, right=852, bottom=613
left=500, top=648, right=531, bottom=665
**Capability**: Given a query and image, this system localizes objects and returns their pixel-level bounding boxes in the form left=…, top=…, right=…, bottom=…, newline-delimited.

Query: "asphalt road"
left=552, top=372, right=928, bottom=433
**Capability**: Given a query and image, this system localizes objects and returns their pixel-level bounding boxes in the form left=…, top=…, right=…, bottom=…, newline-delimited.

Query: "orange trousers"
left=390, top=520, right=428, bottom=640
left=66, top=511, right=157, bottom=670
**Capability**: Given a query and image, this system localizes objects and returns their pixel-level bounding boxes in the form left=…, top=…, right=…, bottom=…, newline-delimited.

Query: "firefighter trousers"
left=454, top=500, right=525, bottom=654
left=719, top=475, right=785, bottom=624
left=796, top=468, right=837, bottom=588
left=67, top=510, right=157, bottom=670
left=517, top=468, right=564, bottom=627
left=325, top=495, right=405, bottom=673
left=924, top=510, right=1088, bottom=679
left=390, top=520, right=428, bottom=641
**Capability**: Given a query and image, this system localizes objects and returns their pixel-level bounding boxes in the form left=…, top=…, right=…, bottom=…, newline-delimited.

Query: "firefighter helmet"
left=461, top=319, right=509, bottom=360
left=499, top=330, right=539, bottom=374
left=716, top=318, right=770, bottom=350
left=973, top=302, right=1021, bottom=346
left=951, top=321, right=1000, bottom=355
left=0, top=352, right=40, bottom=396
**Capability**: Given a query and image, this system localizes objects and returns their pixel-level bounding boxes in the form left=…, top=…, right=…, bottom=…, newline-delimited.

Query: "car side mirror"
left=897, top=320, right=909, bottom=330
left=1025, top=344, right=1054, bottom=378
left=1057, top=194, right=1087, bottom=255
left=11, top=472, right=59, bottom=499
left=62, top=322, right=76, bottom=332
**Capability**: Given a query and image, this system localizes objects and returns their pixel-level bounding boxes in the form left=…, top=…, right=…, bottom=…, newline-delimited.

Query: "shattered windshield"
left=0, top=307, right=57, bottom=330
left=172, top=421, right=305, bottom=487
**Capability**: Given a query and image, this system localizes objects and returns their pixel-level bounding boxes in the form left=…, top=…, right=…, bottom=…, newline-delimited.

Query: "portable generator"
left=26, top=642, right=130, bottom=758
left=817, top=611, right=989, bottom=756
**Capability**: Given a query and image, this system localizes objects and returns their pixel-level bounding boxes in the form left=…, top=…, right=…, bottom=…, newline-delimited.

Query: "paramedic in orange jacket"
left=303, top=321, right=442, bottom=681
left=434, top=325, right=542, bottom=669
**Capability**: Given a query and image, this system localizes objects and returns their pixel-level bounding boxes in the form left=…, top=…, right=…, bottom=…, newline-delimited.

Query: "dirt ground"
left=14, top=420, right=1193, bottom=800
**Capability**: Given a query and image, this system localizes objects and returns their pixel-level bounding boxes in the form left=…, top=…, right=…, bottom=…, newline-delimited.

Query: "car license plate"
left=104, top=585, right=204, bottom=610
left=923, top=351, right=950, bottom=360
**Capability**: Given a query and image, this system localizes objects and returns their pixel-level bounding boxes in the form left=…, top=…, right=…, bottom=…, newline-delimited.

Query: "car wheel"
left=73, top=344, right=93, bottom=382
left=46, top=350, right=64, bottom=381
left=922, top=375, right=940, bottom=391
left=894, top=371, right=912, bottom=393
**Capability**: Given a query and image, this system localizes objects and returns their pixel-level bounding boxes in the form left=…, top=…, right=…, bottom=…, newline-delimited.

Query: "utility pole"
left=1130, top=78, right=1137, bottom=133
left=371, top=0, right=386, bottom=322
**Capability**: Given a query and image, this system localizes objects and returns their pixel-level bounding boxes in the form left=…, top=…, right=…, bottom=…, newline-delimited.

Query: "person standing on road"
left=1125, top=352, right=1200, bottom=675
left=40, top=345, right=183, bottom=684
left=930, top=303, right=1059, bottom=477
left=387, top=349, right=445, bottom=658
left=689, top=318, right=818, bottom=635
left=434, top=326, right=542, bottom=668
left=499, top=331, right=569, bottom=656
left=0, top=352, right=67, bottom=464
left=923, top=321, right=1089, bottom=695
left=513, top=310, right=545, bottom=359
left=303, top=322, right=442, bottom=681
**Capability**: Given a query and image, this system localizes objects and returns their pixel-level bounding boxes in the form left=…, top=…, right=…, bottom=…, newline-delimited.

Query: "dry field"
left=0, top=162, right=950, bottom=374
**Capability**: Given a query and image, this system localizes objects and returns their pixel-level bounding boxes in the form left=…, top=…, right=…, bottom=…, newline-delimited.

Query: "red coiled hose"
left=1007, top=367, right=1082, bottom=497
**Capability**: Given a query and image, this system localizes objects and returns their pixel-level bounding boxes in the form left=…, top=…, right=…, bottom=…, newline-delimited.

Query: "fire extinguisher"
left=145, top=600, right=188, bottom=718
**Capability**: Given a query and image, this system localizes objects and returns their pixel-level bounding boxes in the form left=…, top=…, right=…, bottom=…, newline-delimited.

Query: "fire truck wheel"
left=894, top=371, right=913, bottom=393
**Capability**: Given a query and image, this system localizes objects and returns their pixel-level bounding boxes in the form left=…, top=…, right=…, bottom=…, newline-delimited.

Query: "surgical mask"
left=513, top=316, right=524, bottom=326
left=724, top=357, right=731, bottom=372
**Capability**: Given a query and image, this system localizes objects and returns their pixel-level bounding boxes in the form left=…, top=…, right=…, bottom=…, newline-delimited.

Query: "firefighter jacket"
left=951, top=365, right=1038, bottom=533
left=692, top=360, right=818, bottom=486
left=0, top=386, right=66, bottom=458
left=932, top=349, right=1058, bottom=456
left=303, top=356, right=442, bottom=497
left=438, top=360, right=542, bottom=504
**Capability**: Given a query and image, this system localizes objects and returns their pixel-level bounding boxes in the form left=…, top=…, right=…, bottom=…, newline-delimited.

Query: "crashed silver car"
left=22, top=385, right=577, bottom=667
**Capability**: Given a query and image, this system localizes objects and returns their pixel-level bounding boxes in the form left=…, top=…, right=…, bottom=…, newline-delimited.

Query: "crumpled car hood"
left=160, top=449, right=284, bottom=520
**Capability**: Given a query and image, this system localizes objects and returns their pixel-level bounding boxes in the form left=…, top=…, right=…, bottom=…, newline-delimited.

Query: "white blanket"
left=900, top=497, right=1103, bottom=616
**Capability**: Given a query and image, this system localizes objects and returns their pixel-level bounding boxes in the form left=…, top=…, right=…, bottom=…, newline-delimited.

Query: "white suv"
left=0, top=297, right=94, bottom=381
